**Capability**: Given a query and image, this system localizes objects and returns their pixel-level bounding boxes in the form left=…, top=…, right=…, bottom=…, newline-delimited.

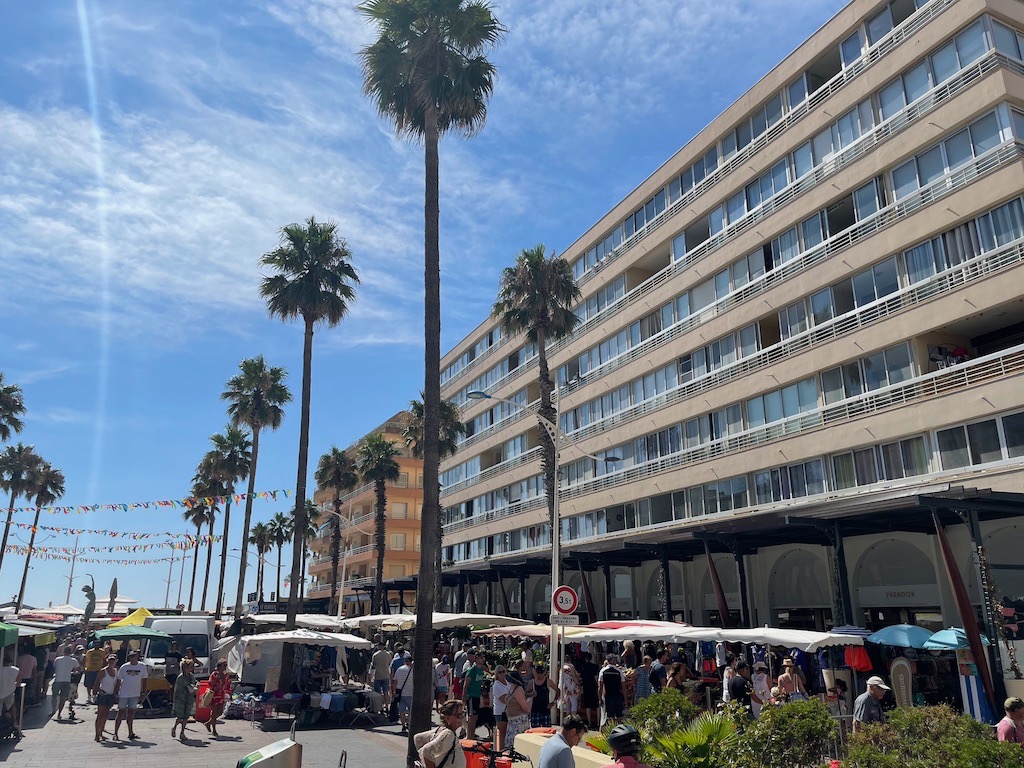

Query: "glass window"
left=954, top=20, right=986, bottom=67
left=904, top=239, right=939, bottom=283
left=854, top=448, right=879, bottom=484
left=970, top=112, right=1001, bottom=155
left=728, top=190, right=746, bottom=223
left=883, top=342, right=913, bottom=383
left=879, top=79, right=906, bottom=121
left=967, top=420, right=1002, bottom=464
left=766, top=93, right=783, bottom=126
left=854, top=181, right=880, bottom=221
left=811, top=288, right=835, bottom=324
left=916, top=145, right=945, bottom=186
left=902, top=61, right=931, bottom=103
left=821, top=368, right=845, bottom=405
left=793, top=142, right=813, bottom=178
left=788, top=76, right=807, bottom=109
left=944, top=128, right=972, bottom=170
left=853, top=270, right=877, bottom=307
left=937, top=426, right=970, bottom=468
left=813, top=127, right=834, bottom=163
left=867, top=6, right=894, bottom=45
left=721, top=132, right=737, bottom=161
left=833, top=453, right=856, bottom=489
left=992, top=21, right=1021, bottom=58
left=930, top=42, right=959, bottom=84
left=841, top=31, right=863, bottom=66
left=873, top=258, right=899, bottom=298
left=901, top=436, right=930, bottom=475
left=862, top=351, right=888, bottom=390
left=892, top=159, right=918, bottom=199
left=709, top=206, right=725, bottom=236
left=1003, top=412, right=1024, bottom=458
left=801, top=213, right=825, bottom=249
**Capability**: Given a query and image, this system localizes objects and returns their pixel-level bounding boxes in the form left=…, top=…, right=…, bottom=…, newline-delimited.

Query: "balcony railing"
left=439, top=0, right=956, bottom=394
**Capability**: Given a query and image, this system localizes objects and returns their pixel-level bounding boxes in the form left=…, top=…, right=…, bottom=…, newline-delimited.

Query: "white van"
left=141, top=614, right=216, bottom=678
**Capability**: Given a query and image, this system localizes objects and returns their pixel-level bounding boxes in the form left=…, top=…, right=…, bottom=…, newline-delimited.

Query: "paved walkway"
left=0, top=695, right=409, bottom=767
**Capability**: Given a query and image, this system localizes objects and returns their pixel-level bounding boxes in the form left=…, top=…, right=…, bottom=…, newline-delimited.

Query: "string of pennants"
left=2, top=520, right=223, bottom=540
left=6, top=488, right=291, bottom=516
left=3, top=546, right=174, bottom=565
left=4, top=540, right=208, bottom=555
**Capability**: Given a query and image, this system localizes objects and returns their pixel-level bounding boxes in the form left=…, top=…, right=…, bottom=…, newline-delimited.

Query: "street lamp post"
left=316, top=504, right=374, bottom=619
left=467, top=387, right=620, bottom=723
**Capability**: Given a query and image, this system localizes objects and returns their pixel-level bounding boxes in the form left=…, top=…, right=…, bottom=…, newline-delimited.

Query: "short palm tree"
left=0, top=443, right=43, bottom=576
left=315, top=447, right=358, bottom=612
left=359, top=0, right=503, bottom=734
left=182, top=501, right=212, bottom=610
left=222, top=355, right=292, bottom=618
left=405, top=395, right=465, bottom=609
left=16, top=461, right=65, bottom=610
left=267, top=511, right=294, bottom=602
left=0, top=373, right=26, bottom=444
left=493, top=245, right=581, bottom=546
left=191, top=464, right=224, bottom=611
left=644, top=711, right=738, bottom=768
left=206, top=427, right=252, bottom=617
left=297, top=499, right=321, bottom=600
left=260, top=216, right=359, bottom=632
left=248, top=521, right=273, bottom=600
left=357, top=432, right=400, bottom=614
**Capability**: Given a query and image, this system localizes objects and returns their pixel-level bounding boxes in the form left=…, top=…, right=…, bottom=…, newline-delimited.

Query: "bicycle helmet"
left=607, top=724, right=642, bottom=755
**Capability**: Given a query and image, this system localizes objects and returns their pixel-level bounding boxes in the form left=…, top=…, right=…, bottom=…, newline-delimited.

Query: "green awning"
left=0, top=623, right=19, bottom=648
left=94, top=626, right=172, bottom=641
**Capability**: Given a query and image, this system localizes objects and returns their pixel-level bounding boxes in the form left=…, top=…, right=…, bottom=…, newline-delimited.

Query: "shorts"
left=53, top=681, right=71, bottom=699
left=96, top=693, right=117, bottom=707
left=604, top=695, right=625, bottom=719
left=465, top=696, right=481, bottom=716
left=435, top=685, right=448, bottom=695
left=118, top=697, right=139, bottom=709
left=476, top=707, right=495, bottom=729
left=84, top=671, right=99, bottom=690
left=373, top=679, right=390, bottom=695
left=496, top=712, right=508, bottom=723
left=561, top=694, right=579, bottom=714
left=398, top=696, right=412, bottom=714
left=582, top=689, right=600, bottom=709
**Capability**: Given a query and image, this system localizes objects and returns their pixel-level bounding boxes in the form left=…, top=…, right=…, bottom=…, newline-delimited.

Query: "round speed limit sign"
left=552, top=585, right=579, bottom=615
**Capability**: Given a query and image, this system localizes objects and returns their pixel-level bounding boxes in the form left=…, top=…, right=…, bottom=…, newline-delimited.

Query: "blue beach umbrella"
left=921, top=627, right=992, bottom=651
left=866, top=624, right=934, bottom=649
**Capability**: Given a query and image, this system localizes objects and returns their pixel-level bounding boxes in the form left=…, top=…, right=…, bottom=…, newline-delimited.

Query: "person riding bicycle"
left=600, top=724, right=652, bottom=768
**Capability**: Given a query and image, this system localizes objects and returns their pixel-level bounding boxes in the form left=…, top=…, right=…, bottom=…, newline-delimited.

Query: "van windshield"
left=147, top=634, right=210, bottom=658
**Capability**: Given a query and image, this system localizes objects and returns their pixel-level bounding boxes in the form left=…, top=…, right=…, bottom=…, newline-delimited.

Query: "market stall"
left=378, top=612, right=536, bottom=631
left=237, top=629, right=380, bottom=729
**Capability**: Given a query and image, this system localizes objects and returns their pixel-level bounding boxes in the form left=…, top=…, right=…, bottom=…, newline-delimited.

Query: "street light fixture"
left=315, top=505, right=375, bottom=619
left=466, top=388, right=620, bottom=721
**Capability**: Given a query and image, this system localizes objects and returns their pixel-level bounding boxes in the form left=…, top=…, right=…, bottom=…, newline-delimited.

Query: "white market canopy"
left=239, top=628, right=372, bottom=651
left=339, top=613, right=413, bottom=630
left=45, top=604, right=85, bottom=616
left=474, top=624, right=553, bottom=640
left=380, top=613, right=536, bottom=631
left=250, top=614, right=348, bottom=631
left=565, top=624, right=865, bottom=652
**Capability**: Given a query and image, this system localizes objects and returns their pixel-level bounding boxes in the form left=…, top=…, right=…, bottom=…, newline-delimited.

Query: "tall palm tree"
left=222, top=356, right=292, bottom=619
left=267, top=511, right=293, bottom=602
left=358, top=0, right=503, bottom=734
left=357, top=432, right=400, bottom=615
left=493, top=245, right=581, bottom=556
left=297, top=500, right=321, bottom=601
left=0, top=443, right=42, bottom=576
left=0, top=373, right=26, bottom=444
left=248, top=522, right=273, bottom=600
left=405, top=395, right=466, bottom=609
left=182, top=502, right=212, bottom=610
left=259, top=216, right=359, bottom=635
left=16, top=461, right=65, bottom=610
left=206, top=427, right=252, bottom=617
left=315, top=447, right=358, bottom=613
left=191, top=463, right=224, bottom=612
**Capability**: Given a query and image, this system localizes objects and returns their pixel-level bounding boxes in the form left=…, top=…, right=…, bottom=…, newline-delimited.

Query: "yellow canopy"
left=107, top=607, right=154, bottom=627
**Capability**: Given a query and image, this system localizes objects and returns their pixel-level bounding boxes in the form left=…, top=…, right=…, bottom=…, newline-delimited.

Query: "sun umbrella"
left=866, top=624, right=934, bottom=649
left=921, top=627, right=992, bottom=650
left=94, top=625, right=172, bottom=641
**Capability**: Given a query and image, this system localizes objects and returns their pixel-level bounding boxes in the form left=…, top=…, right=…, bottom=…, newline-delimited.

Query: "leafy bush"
left=729, top=698, right=838, bottom=768
left=645, top=711, right=737, bottom=768
left=626, top=688, right=700, bottom=738
left=846, top=705, right=1024, bottom=768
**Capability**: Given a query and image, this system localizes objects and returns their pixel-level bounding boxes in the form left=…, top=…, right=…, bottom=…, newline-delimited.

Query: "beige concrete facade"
left=437, top=0, right=1024, bottom=685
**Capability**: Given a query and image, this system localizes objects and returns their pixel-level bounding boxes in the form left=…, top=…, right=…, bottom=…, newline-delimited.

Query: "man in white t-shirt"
left=113, top=649, right=148, bottom=741
left=51, top=646, right=80, bottom=719
left=391, top=654, right=414, bottom=734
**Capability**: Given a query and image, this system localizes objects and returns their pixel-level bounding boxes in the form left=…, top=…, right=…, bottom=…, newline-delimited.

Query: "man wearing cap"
left=997, top=696, right=1024, bottom=745
left=852, top=676, right=889, bottom=732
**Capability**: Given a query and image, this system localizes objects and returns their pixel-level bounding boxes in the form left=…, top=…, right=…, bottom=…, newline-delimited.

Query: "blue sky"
left=0, top=0, right=842, bottom=610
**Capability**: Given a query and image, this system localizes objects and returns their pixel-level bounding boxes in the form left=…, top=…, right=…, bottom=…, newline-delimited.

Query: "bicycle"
left=463, top=742, right=533, bottom=768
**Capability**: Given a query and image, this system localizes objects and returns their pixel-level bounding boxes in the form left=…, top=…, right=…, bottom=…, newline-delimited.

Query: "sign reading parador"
left=889, top=657, right=914, bottom=708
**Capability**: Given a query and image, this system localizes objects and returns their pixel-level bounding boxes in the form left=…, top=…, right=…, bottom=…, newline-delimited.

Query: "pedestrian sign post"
left=552, top=585, right=578, bottom=615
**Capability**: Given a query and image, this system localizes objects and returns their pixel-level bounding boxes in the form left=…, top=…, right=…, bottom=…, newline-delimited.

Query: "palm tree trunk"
left=15, top=505, right=41, bottom=610
left=412, top=106, right=442, bottom=753
left=434, top=490, right=443, bottom=611
left=535, top=329, right=556, bottom=541
left=201, top=513, right=215, bottom=611
left=301, top=545, right=308, bottom=601
left=374, top=480, right=387, bottom=614
left=279, top=317, right=314, bottom=691
left=329, top=494, right=341, bottom=614
left=215, top=494, right=233, bottom=617
left=189, top=527, right=200, bottom=610
left=234, top=428, right=261, bottom=619
left=0, top=491, right=17, bottom=576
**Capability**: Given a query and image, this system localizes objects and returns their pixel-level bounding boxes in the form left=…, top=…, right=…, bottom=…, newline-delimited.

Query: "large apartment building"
left=308, top=413, right=424, bottom=615
left=437, top=0, right=1024, bottom=697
